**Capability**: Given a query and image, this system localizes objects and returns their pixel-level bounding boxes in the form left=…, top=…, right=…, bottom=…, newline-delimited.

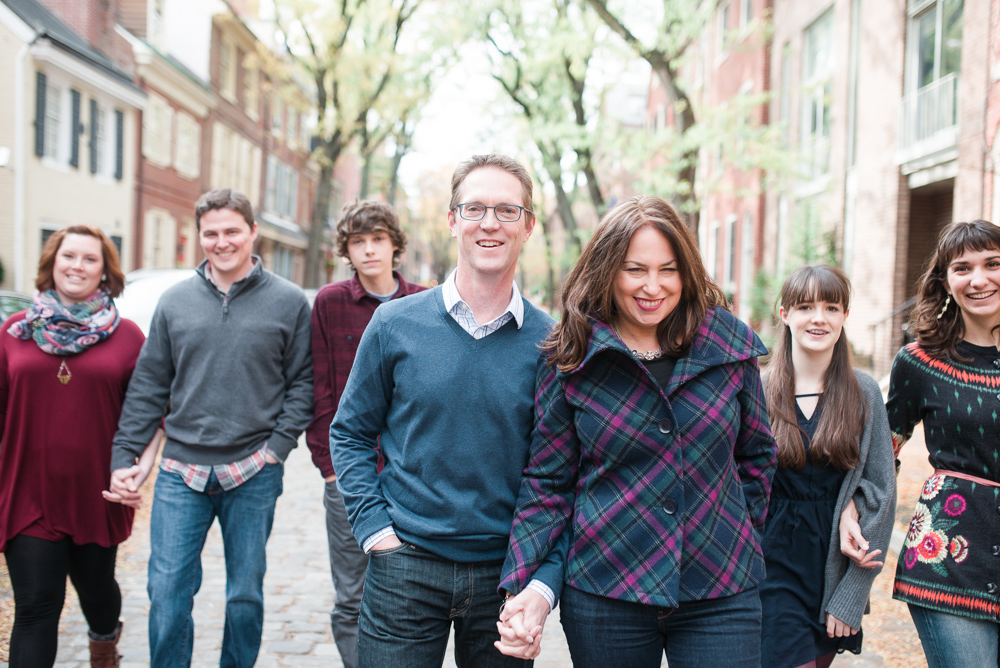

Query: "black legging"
left=4, top=534, right=121, bottom=668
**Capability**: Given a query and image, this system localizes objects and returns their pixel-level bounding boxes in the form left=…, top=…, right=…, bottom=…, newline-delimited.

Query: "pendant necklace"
left=612, top=323, right=664, bottom=361
left=57, top=359, right=72, bottom=385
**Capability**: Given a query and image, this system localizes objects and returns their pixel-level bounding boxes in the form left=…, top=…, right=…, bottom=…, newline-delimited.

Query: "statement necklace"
left=613, top=324, right=664, bottom=361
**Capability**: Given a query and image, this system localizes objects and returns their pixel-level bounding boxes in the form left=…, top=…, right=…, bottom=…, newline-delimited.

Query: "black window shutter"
left=114, top=110, right=124, bottom=180
left=70, top=89, right=81, bottom=168
left=89, top=98, right=98, bottom=173
left=34, top=72, right=46, bottom=157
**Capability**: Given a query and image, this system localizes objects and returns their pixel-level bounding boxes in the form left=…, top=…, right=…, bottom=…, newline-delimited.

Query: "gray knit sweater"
left=820, top=370, right=897, bottom=629
left=111, top=259, right=313, bottom=470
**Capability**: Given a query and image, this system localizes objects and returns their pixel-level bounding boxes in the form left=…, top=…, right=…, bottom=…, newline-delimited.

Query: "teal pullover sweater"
left=331, top=287, right=554, bottom=570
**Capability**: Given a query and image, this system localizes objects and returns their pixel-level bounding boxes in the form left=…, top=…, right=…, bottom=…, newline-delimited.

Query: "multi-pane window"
left=802, top=9, right=834, bottom=179
left=143, top=93, right=173, bottom=167
left=175, top=111, right=200, bottom=179
left=219, top=40, right=237, bottom=101
left=265, top=156, right=299, bottom=219
left=741, top=0, right=752, bottom=26
left=94, top=105, right=107, bottom=175
left=717, top=1, right=732, bottom=55
left=913, top=0, right=963, bottom=89
left=273, top=246, right=295, bottom=280
left=44, top=83, right=62, bottom=160
left=244, top=65, right=259, bottom=119
left=725, top=215, right=737, bottom=286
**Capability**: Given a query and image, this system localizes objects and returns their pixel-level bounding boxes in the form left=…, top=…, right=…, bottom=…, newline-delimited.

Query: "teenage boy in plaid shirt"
left=306, top=200, right=424, bottom=668
left=108, top=189, right=313, bottom=668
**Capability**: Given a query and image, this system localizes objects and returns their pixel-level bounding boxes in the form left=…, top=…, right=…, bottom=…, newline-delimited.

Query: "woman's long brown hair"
left=763, top=265, right=864, bottom=471
left=910, top=220, right=1000, bottom=361
left=543, top=195, right=727, bottom=372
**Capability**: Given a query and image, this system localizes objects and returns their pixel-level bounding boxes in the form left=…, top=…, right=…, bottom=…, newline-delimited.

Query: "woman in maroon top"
left=0, top=226, right=152, bottom=668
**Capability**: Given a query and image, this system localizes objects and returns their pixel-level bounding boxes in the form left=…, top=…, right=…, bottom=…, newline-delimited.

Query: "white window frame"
left=219, top=38, right=237, bottom=102
left=717, top=0, right=732, bottom=60
left=801, top=9, right=835, bottom=180
left=142, top=92, right=173, bottom=168
left=724, top=214, right=738, bottom=287
left=174, top=111, right=200, bottom=180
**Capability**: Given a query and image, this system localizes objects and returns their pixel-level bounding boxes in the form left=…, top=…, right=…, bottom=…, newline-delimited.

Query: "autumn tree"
left=483, top=0, right=608, bottom=256
left=274, top=0, right=453, bottom=287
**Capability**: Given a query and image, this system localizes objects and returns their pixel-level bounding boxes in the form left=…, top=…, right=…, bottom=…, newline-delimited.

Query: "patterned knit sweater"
left=887, top=341, right=1000, bottom=622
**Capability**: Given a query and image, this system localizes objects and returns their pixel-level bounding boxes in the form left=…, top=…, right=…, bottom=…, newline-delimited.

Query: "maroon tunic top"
left=0, top=311, right=145, bottom=552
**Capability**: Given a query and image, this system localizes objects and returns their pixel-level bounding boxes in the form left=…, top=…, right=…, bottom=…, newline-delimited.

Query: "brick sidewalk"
left=0, top=428, right=933, bottom=667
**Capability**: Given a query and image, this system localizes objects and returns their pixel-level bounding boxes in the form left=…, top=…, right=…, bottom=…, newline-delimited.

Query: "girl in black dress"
left=760, top=266, right=895, bottom=668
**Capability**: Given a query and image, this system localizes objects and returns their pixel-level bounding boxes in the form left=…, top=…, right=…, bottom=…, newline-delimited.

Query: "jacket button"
left=658, top=419, right=673, bottom=434
left=662, top=499, right=678, bottom=515
left=992, top=545, right=1000, bottom=556
left=988, top=582, right=998, bottom=595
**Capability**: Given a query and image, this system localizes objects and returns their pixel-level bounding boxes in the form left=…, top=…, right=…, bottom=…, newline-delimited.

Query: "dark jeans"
left=358, top=541, right=531, bottom=668
left=560, top=584, right=762, bottom=668
left=5, top=534, right=121, bottom=668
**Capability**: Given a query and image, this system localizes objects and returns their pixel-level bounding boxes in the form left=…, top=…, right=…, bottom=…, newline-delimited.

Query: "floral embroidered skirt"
left=893, top=473, right=1000, bottom=622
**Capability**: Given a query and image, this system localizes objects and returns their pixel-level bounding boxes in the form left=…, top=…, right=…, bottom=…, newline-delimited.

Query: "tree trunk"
left=537, top=209, right=557, bottom=312
left=539, top=145, right=582, bottom=256
left=304, top=136, right=343, bottom=288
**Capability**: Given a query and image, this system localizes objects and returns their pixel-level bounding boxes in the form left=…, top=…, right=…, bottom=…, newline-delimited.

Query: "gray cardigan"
left=820, top=369, right=897, bottom=629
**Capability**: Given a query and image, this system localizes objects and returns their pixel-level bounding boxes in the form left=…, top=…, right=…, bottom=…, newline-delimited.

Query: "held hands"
left=826, top=613, right=858, bottom=638
left=838, top=498, right=883, bottom=568
left=494, top=588, right=551, bottom=660
left=103, top=465, right=151, bottom=508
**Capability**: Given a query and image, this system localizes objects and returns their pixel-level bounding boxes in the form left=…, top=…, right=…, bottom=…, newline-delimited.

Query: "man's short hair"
left=195, top=189, right=255, bottom=231
left=449, top=155, right=534, bottom=218
left=335, top=200, right=408, bottom=268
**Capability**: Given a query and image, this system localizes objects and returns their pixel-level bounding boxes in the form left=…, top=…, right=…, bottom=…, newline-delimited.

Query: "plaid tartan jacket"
left=500, top=307, right=777, bottom=608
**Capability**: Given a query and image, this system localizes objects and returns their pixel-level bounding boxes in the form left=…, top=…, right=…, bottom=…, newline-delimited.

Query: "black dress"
left=759, top=398, right=862, bottom=667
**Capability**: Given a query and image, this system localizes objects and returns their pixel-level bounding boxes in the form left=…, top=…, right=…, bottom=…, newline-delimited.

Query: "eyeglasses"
left=455, top=203, right=532, bottom=223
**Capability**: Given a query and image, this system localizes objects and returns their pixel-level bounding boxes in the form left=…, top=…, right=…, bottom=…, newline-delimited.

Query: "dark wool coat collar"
left=569, top=307, right=767, bottom=391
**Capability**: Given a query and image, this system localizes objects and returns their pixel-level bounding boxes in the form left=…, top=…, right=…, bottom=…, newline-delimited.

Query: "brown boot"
left=89, top=620, right=123, bottom=668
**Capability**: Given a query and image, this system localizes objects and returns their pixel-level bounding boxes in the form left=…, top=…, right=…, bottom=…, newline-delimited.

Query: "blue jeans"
left=358, top=541, right=530, bottom=668
left=909, top=604, right=1000, bottom=668
left=560, top=584, right=762, bottom=668
left=147, top=465, right=283, bottom=668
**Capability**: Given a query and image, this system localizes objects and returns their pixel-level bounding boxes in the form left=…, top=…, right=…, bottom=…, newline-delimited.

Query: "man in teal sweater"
left=331, top=155, right=558, bottom=667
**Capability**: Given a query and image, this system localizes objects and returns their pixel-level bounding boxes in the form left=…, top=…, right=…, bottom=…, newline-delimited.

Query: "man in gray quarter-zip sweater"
left=107, top=188, right=313, bottom=668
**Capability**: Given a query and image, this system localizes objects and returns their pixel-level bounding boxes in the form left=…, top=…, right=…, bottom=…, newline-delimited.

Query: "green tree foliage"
left=274, top=0, right=456, bottom=286
left=584, top=0, right=790, bottom=233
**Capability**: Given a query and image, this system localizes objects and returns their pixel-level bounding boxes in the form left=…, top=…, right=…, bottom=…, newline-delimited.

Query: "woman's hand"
left=826, top=613, right=858, bottom=637
left=103, top=465, right=148, bottom=508
left=839, top=498, right=883, bottom=568
left=494, top=588, right=551, bottom=659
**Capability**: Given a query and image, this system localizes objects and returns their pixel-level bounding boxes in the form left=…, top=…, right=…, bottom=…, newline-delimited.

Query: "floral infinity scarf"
left=7, top=289, right=120, bottom=355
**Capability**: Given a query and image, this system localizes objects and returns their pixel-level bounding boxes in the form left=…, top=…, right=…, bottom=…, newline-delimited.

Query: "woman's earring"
left=937, top=294, right=951, bottom=320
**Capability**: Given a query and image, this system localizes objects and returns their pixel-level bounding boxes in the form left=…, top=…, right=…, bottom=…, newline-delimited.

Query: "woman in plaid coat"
left=496, top=196, right=777, bottom=667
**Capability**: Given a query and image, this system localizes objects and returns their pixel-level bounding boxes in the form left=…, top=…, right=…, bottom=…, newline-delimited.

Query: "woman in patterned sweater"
left=495, top=196, right=777, bottom=667
left=847, top=220, right=1000, bottom=667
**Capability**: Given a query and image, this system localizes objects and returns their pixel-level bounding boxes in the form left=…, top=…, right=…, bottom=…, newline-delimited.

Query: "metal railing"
left=898, top=73, right=959, bottom=153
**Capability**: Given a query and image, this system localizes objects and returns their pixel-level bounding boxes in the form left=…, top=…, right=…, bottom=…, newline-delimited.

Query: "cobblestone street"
left=0, top=427, right=934, bottom=667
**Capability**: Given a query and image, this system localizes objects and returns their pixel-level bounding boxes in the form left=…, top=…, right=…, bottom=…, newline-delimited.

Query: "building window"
left=739, top=212, right=754, bottom=320
left=244, top=64, right=259, bottom=119
left=266, top=156, right=299, bottom=219
left=43, top=82, right=62, bottom=160
left=219, top=39, right=237, bottom=101
left=273, top=245, right=295, bottom=280
left=725, top=215, right=737, bottom=286
left=802, top=9, right=834, bottom=179
left=271, top=99, right=283, bottom=136
left=175, top=111, right=200, bottom=179
left=706, top=220, right=720, bottom=279
left=143, top=93, right=173, bottom=167
left=900, top=0, right=963, bottom=149
left=740, top=0, right=752, bottom=26
left=717, top=1, right=732, bottom=56
left=286, top=109, right=297, bottom=147
left=93, top=104, right=107, bottom=175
